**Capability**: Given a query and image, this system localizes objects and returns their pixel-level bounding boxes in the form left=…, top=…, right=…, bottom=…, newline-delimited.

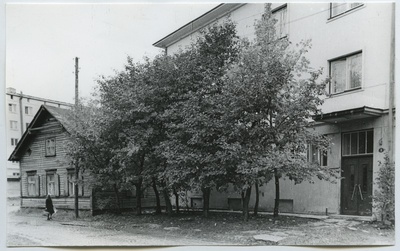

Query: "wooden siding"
left=21, top=197, right=91, bottom=210
left=19, top=113, right=92, bottom=209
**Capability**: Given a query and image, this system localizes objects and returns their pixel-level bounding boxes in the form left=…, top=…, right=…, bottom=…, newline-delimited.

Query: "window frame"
left=10, top=120, right=18, bottom=131
left=25, top=106, right=33, bottom=115
left=67, top=170, right=75, bottom=197
left=272, top=4, right=288, bottom=39
left=307, top=144, right=328, bottom=167
left=329, top=51, right=363, bottom=95
left=329, top=3, right=364, bottom=19
left=342, top=129, right=373, bottom=157
left=27, top=171, right=39, bottom=197
left=11, top=138, right=19, bottom=146
left=45, top=137, right=56, bottom=157
left=8, top=103, right=17, bottom=113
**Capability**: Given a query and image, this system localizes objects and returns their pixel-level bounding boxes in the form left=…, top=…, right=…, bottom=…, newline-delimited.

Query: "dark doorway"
left=341, top=156, right=373, bottom=216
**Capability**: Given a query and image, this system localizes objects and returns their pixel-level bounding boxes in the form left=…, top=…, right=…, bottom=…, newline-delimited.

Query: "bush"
left=373, top=154, right=395, bottom=224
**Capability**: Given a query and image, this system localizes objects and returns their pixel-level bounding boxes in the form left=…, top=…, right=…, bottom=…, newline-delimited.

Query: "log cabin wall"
left=19, top=113, right=91, bottom=210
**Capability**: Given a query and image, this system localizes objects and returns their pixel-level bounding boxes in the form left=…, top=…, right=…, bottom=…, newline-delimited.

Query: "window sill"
left=327, top=87, right=363, bottom=98
left=327, top=4, right=365, bottom=23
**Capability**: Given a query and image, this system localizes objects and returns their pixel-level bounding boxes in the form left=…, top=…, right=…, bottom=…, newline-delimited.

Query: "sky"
left=6, top=3, right=219, bottom=103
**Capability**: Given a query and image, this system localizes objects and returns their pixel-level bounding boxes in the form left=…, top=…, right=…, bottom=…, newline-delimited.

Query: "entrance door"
left=341, top=156, right=373, bottom=216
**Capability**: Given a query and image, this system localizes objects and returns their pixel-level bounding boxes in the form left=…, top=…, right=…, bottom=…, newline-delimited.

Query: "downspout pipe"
left=388, top=2, right=395, bottom=164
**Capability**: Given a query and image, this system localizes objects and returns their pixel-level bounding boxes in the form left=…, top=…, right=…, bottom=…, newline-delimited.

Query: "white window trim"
left=328, top=3, right=364, bottom=20
left=329, top=52, right=363, bottom=95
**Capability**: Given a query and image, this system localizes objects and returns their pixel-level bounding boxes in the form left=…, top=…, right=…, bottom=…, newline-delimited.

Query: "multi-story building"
left=153, top=3, right=395, bottom=217
left=5, top=87, right=73, bottom=197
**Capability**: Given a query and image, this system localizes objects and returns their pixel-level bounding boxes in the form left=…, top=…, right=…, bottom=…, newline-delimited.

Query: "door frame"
left=340, top=155, right=373, bottom=215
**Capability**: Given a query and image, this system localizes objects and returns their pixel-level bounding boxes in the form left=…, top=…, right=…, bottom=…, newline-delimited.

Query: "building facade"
left=153, top=3, right=395, bottom=216
left=8, top=105, right=162, bottom=213
left=5, top=87, right=73, bottom=197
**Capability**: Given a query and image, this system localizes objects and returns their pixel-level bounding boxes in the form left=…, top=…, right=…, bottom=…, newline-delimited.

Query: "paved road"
left=6, top=201, right=221, bottom=247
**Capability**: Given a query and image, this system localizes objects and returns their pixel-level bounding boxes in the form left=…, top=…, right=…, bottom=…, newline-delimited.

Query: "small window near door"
left=307, top=144, right=328, bottom=166
left=342, top=130, right=373, bottom=156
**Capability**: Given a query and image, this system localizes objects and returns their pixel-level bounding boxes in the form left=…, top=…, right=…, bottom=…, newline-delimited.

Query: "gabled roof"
left=153, top=3, right=246, bottom=49
left=8, top=105, right=73, bottom=161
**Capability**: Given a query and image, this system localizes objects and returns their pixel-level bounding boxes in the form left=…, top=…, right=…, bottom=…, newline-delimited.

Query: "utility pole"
left=74, top=57, right=80, bottom=218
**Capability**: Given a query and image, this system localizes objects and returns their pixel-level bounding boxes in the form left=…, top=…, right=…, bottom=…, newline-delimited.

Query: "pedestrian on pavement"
left=45, top=194, right=55, bottom=220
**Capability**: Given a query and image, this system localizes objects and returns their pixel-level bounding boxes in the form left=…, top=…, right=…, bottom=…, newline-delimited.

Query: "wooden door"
left=341, top=156, right=373, bottom=215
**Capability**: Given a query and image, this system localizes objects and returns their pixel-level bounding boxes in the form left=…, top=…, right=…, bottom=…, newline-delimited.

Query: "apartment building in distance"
left=5, top=87, right=72, bottom=197
left=153, top=3, right=395, bottom=217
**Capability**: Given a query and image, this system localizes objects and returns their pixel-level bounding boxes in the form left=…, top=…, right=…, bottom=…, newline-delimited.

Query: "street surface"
left=6, top=200, right=222, bottom=246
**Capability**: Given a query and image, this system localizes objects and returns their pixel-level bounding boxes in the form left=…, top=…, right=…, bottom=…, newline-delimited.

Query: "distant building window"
left=10, top=120, right=18, bottom=131
left=10, top=95, right=13, bottom=100
left=11, top=138, right=19, bottom=146
left=27, top=172, right=39, bottom=196
left=272, top=5, right=288, bottom=38
left=330, top=52, right=362, bottom=94
left=8, top=104, right=17, bottom=113
left=25, top=106, right=33, bottom=115
left=330, top=3, right=363, bottom=18
left=45, top=138, right=56, bottom=156
left=342, top=130, right=373, bottom=156
left=307, top=144, right=328, bottom=166
left=27, top=98, right=30, bottom=102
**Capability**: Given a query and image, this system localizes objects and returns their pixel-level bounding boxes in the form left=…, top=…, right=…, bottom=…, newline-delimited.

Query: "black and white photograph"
left=1, top=0, right=397, bottom=248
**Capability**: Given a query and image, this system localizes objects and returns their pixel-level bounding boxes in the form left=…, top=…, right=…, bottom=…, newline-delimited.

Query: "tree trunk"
left=242, top=186, right=252, bottom=221
left=135, top=177, right=143, bottom=215
left=273, top=168, right=280, bottom=218
left=202, top=187, right=211, bottom=218
left=113, top=184, right=121, bottom=214
left=254, top=182, right=259, bottom=216
left=152, top=177, right=161, bottom=214
left=173, top=188, right=180, bottom=214
left=240, top=191, right=245, bottom=216
left=162, top=187, right=173, bottom=216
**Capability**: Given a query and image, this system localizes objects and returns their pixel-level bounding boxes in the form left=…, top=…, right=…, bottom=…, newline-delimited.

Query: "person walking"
left=45, top=194, right=55, bottom=220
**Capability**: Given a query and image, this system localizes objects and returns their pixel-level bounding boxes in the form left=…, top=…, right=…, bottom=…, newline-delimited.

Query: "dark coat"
left=45, top=197, right=55, bottom=214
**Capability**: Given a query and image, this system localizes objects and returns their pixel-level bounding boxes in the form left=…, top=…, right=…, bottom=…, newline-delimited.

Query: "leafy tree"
left=219, top=4, right=338, bottom=219
left=66, top=100, right=130, bottom=214
left=159, top=20, right=241, bottom=217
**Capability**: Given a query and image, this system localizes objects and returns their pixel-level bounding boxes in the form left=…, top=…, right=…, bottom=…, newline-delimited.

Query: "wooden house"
left=8, top=105, right=162, bottom=214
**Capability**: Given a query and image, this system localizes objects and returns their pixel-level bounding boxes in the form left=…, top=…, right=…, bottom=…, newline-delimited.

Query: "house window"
left=25, top=106, right=33, bottom=115
left=342, top=130, right=373, bottom=156
left=46, top=172, right=56, bottom=196
left=10, top=120, right=18, bottom=131
left=27, top=172, right=39, bottom=196
left=330, top=52, right=362, bottom=94
left=67, top=171, right=75, bottom=196
left=307, top=145, right=328, bottom=166
left=11, top=138, right=19, bottom=146
left=272, top=5, right=288, bottom=38
left=45, top=138, right=56, bottom=156
left=8, top=103, right=17, bottom=113
left=330, top=3, right=363, bottom=18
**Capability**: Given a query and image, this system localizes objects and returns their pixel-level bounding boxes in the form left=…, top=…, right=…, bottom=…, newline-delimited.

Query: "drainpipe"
left=388, top=3, right=395, bottom=164
left=18, top=92, right=24, bottom=201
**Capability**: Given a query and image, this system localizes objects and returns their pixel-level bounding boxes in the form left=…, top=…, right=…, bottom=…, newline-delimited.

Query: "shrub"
left=373, top=154, right=395, bottom=224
